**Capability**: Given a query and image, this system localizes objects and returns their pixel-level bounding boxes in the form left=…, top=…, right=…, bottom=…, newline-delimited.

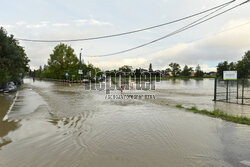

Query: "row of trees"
left=116, top=52, right=250, bottom=79
left=109, top=63, right=204, bottom=78
left=31, top=44, right=101, bottom=80
left=29, top=49, right=250, bottom=80
left=166, top=63, right=204, bottom=77
left=216, top=51, right=250, bottom=78
left=0, top=27, right=30, bottom=88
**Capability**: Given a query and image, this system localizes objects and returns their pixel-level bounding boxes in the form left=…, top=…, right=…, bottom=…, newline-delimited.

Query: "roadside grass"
left=176, top=104, right=184, bottom=109
left=175, top=105, right=250, bottom=125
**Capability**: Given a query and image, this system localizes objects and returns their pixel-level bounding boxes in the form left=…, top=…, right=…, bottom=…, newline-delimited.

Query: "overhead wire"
left=185, top=20, right=250, bottom=43
left=86, top=0, right=249, bottom=57
left=16, top=0, right=235, bottom=42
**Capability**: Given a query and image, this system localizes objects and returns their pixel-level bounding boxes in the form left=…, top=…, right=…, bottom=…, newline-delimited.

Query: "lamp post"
left=79, top=48, right=83, bottom=82
left=79, top=48, right=83, bottom=65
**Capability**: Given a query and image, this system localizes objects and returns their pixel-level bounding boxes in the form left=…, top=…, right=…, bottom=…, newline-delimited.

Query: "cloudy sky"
left=1, top=0, right=250, bottom=71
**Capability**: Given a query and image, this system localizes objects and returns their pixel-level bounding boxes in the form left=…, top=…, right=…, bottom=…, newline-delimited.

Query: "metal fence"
left=213, top=78, right=250, bottom=105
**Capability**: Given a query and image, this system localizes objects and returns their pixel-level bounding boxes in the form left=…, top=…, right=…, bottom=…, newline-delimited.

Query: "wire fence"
left=214, top=78, right=250, bottom=105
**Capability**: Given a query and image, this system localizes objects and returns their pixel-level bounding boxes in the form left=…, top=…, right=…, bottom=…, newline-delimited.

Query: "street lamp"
left=79, top=48, right=83, bottom=65
left=79, top=48, right=83, bottom=82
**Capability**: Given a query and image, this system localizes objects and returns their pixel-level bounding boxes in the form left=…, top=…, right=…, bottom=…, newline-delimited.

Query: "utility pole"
left=79, top=48, right=83, bottom=65
left=79, top=48, right=83, bottom=82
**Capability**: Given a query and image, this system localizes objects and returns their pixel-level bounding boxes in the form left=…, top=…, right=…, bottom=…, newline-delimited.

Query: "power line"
left=87, top=3, right=230, bottom=57
left=16, top=0, right=235, bottom=42
left=86, top=0, right=249, bottom=57
left=185, top=20, right=250, bottom=43
left=143, top=20, right=250, bottom=61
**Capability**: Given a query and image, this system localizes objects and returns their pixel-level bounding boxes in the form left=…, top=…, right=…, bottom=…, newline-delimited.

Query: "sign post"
left=65, top=72, right=69, bottom=83
left=78, top=70, right=83, bottom=83
left=223, top=71, right=237, bottom=80
left=223, top=71, right=237, bottom=102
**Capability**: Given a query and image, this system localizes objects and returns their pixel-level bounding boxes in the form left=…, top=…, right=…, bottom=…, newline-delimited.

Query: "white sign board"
left=223, top=71, right=237, bottom=80
left=78, top=70, right=83, bottom=75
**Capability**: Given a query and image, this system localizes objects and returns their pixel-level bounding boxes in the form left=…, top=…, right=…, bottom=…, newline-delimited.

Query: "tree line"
left=116, top=51, right=249, bottom=79
left=0, top=27, right=30, bottom=88
left=114, top=64, right=205, bottom=78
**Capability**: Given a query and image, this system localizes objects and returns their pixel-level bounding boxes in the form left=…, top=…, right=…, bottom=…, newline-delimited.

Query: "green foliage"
left=176, top=105, right=250, bottom=125
left=86, top=63, right=102, bottom=78
left=176, top=104, right=184, bottom=108
left=236, top=51, right=250, bottom=78
left=0, top=27, right=29, bottom=87
left=47, top=44, right=79, bottom=79
left=215, top=53, right=249, bottom=79
left=119, top=65, right=132, bottom=73
left=217, top=61, right=228, bottom=78
left=169, top=62, right=181, bottom=77
left=194, top=64, right=204, bottom=77
left=32, top=44, right=100, bottom=80
left=217, top=61, right=236, bottom=78
left=181, top=65, right=193, bottom=76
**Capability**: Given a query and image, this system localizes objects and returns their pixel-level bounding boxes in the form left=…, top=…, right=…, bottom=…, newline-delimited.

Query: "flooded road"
left=0, top=79, right=250, bottom=167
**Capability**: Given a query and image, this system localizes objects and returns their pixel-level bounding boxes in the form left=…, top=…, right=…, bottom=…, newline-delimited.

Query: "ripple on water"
left=1, top=79, right=250, bottom=167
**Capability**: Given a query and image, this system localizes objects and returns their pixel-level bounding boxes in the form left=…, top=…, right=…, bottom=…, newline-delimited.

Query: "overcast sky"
left=1, top=0, right=250, bottom=71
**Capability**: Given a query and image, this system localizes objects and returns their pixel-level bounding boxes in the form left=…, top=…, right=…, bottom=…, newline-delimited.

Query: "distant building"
left=207, top=72, right=216, bottom=76
left=191, top=71, right=196, bottom=76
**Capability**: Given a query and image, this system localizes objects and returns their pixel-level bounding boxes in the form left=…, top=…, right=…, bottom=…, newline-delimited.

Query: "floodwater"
left=0, top=78, right=250, bottom=167
left=154, top=79, right=250, bottom=117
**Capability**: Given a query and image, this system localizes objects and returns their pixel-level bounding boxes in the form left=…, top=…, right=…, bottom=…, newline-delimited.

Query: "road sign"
left=65, top=72, right=69, bottom=76
left=78, top=70, right=83, bottom=75
left=223, top=71, right=237, bottom=80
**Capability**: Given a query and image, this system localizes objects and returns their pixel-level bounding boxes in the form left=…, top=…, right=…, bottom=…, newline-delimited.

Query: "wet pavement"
left=0, top=78, right=250, bottom=167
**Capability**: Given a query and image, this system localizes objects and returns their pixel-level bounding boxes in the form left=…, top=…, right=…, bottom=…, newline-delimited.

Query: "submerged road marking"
left=240, top=160, right=250, bottom=166
left=3, top=91, right=19, bottom=121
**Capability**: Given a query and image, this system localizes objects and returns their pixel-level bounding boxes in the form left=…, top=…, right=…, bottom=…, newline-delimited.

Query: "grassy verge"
left=175, top=105, right=250, bottom=125
left=176, top=104, right=185, bottom=109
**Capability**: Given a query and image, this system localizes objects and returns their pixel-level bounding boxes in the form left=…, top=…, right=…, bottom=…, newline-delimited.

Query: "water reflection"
left=0, top=94, right=20, bottom=149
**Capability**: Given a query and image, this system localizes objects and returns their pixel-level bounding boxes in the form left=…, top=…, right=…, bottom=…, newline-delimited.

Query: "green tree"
left=236, top=51, right=250, bottom=78
left=194, top=64, right=204, bottom=77
left=181, top=65, right=193, bottom=76
left=0, top=27, right=29, bottom=87
left=169, top=63, right=181, bottom=77
left=216, top=61, right=228, bottom=78
left=47, top=44, right=79, bottom=79
left=86, top=63, right=101, bottom=78
left=119, top=65, right=132, bottom=73
left=35, top=66, right=43, bottom=78
left=216, top=61, right=236, bottom=78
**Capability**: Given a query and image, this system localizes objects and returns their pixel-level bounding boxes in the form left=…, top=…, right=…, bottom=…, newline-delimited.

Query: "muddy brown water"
left=0, top=78, right=250, bottom=167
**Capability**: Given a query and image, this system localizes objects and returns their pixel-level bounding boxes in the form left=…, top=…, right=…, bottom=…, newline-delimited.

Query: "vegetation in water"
left=175, top=104, right=250, bottom=125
